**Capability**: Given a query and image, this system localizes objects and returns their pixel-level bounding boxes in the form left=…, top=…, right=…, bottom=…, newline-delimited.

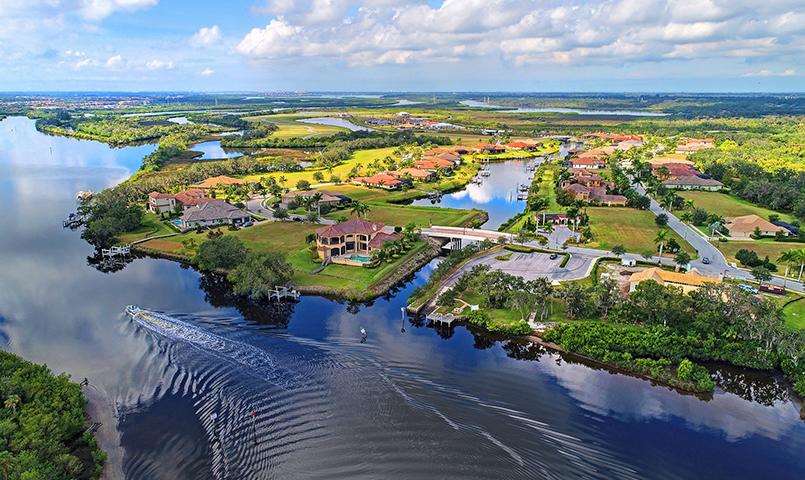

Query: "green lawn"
left=715, top=239, right=805, bottom=270
left=242, top=147, right=397, bottom=185
left=327, top=202, right=483, bottom=228
left=118, top=212, right=176, bottom=244
left=679, top=191, right=796, bottom=223
left=535, top=162, right=562, bottom=212
left=244, top=112, right=349, bottom=139
left=138, top=220, right=432, bottom=298
left=782, top=297, right=805, bottom=330
left=586, top=207, right=695, bottom=257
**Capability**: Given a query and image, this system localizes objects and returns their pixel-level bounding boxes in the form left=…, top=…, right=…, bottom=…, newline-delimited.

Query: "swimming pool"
left=348, top=254, right=372, bottom=263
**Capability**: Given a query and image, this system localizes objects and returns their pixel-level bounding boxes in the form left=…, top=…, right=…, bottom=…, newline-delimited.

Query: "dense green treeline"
left=0, top=351, right=105, bottom=479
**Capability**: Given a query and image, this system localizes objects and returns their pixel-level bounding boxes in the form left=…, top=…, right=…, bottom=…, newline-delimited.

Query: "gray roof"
left=181, top=200, right=249, bottom=222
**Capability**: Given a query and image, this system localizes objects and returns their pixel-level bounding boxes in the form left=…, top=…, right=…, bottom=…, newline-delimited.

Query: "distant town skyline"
left=2, top=0, right=802, bottom=92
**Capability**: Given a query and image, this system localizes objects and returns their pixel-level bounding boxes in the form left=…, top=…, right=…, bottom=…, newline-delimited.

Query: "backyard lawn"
left=679, top=191, right=796, bottom=223
left=137, top=220, right=434, bottom=298
left=327, top=202, right=484, bottom=228
left=586, top=207, right=695, bottom=257
left=118, top=212, right=176, bottom=244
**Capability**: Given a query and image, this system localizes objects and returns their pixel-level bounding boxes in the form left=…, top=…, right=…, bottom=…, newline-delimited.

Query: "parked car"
left=549, top=253, right=558, bottom=260
left=702, top=257, right=711, bottom=264
left=759, top=284, right=786, bottom=295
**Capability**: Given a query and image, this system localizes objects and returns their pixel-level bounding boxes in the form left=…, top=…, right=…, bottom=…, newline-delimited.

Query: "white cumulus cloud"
left=200, top=67, right=215, bottom=76
left=146, top=59, right=174, bottom=70
left=191, top=25, right=221, bottom=46
left=79, top=0, right=159, bottom=21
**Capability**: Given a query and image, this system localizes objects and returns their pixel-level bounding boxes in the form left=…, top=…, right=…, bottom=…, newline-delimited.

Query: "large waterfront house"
left=148, top=189, right=210, bottom=214
left=629, top=267, right=720, bottom=293
left=723, top=214, right=789, bottom=239
left=563, top=183, right=627, bottom=206
left=315, top=218, right=400, bottom=266
left=178, top=199, right=251, bottom=231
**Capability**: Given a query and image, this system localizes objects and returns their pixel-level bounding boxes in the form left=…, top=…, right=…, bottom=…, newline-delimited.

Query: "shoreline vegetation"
left=0, top=350, right=106, bottom=479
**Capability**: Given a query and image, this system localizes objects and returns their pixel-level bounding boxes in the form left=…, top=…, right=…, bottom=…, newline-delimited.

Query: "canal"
left=0, top=116, right=803, bottom=479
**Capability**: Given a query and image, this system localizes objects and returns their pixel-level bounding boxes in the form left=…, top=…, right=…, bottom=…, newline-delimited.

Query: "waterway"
left=0, top=115, right=803, bottom=479
left=190, top=140, right=244, bottom=160
left=297, top=117, right=373, bottom=132
left=460, top=100, right=670, bottom=117
left=411, top=159, right=538, bottom=229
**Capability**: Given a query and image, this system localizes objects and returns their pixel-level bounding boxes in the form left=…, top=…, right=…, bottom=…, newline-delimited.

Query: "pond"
left=190, top=140, right=245, bottom=160
left=297, top=116, right=374, bottom=132
left=0, top=116, right=803, bottom=479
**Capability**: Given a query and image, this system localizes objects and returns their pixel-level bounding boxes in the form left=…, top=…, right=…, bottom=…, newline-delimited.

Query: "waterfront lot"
left=679, top=191, right=796, bottom=223
left=138, top=220, right=431, bottom=297
left=586, top=207, right=695, bottom=256
left=244, top=112, right=349, bottom=138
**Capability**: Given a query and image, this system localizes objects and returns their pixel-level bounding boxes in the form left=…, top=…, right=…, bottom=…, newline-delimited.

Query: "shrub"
left=195, top=235, right=248, bottom=271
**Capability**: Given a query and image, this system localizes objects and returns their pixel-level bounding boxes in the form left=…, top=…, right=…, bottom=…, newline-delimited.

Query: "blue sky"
left=1, top=0, right=802, bottom=92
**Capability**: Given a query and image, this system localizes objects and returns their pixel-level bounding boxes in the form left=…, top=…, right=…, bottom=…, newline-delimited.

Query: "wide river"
left=0, top=116, right=803, bottom=479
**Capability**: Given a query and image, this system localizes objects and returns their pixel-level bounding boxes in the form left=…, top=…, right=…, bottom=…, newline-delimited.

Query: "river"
left=460, top=100, right=670, bottom=117
left=0, top=116, right=803, bottom=479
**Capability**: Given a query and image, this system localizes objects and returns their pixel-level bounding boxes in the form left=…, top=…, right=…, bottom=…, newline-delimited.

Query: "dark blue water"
left=0, top=116, right=803, bottom=479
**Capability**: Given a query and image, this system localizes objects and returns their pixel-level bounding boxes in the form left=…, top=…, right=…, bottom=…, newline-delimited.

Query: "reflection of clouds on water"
left=449, top=190, right=468, bottom=200
left=537, top=354, right=802, bottom=442
left=465, top=184, right=493, bottom=204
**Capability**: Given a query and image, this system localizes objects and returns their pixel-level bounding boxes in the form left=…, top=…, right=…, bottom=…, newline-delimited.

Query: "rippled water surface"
left=0, top=116, right=803, bottom=479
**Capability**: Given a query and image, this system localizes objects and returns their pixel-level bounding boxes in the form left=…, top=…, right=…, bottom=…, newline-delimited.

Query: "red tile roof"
left=316, top=218, right=385, bottom=237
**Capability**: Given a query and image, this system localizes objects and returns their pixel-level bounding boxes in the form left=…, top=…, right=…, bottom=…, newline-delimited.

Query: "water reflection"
left=190, top=140, right=244, bottom=160
left=412, top=159, right=539, bottom=228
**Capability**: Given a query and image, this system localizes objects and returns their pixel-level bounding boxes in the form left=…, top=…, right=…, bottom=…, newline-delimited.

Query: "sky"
left=1, top=0, right=803, bottom=92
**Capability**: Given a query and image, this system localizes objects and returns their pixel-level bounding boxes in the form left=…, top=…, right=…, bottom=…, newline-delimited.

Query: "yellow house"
left=628, top=267, right=720, bottom=293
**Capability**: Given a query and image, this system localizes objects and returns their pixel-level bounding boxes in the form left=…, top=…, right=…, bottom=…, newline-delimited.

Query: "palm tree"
left=779, top=248, right=805, bottom=281
left=350, top=202, right=371, bottom=218
left=4, top=394, right=20, bottom=412
left=654, top=229, right=669, bottom=258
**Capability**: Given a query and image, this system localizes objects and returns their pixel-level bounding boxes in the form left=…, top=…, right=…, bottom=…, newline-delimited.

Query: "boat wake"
left=125, top=305, right=306, bottom=390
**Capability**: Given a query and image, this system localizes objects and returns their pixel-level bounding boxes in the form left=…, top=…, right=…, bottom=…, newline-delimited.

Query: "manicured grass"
left=535, top=162, right=562, bottom=212
left=586, top=207, right=695, bottom=256
left=118, top=212, right=176, bottom=244
left=782, top=297, right=805, bottom=330
left=678, top=191, right=796, bottom=223
left=241, top=147, right=398, bottom=185
left=138, top=220, right=431, bottom=296
left=244, top=112, right=348, bottom=139
left=715, top=239, right=805, bottom=269
left=328, top=203, right=482, bottom=228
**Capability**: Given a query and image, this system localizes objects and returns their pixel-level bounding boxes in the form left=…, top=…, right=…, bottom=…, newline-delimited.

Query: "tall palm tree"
left=779, top=248, right=805, bottom=281
left=654, top=229, right=669, bottom=258
left=350, top=201, right=371, bottom=218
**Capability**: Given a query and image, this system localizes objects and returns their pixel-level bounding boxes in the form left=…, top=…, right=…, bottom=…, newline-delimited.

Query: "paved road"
left=245, top=196, right=335, bottom=225
left=631, top=181, right=803, bottom=293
